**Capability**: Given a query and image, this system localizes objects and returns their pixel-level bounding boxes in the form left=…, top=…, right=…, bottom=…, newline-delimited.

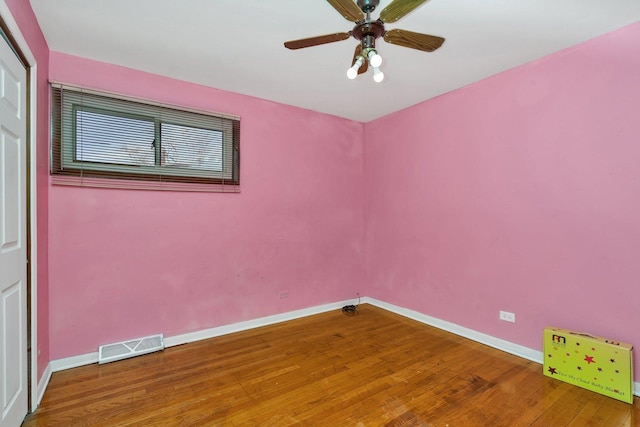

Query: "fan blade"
left=383, top=29, right=444, bottom=52
left=352, top=45, right=368, bottom=74
left=379, top=0, right=428, bottom=23
left=284, top=32, right=351, bottom=50
left=327, top=0, right=365, bottom=22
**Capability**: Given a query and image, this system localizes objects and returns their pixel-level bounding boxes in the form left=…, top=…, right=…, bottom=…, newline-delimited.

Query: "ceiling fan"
left=284, top=0, right=445, bottom=82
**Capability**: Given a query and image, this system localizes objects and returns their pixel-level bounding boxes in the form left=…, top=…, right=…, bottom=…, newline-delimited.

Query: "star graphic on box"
left=584, top=355, right=595, bottom=364
left=548, top=367, right=557, bottom=375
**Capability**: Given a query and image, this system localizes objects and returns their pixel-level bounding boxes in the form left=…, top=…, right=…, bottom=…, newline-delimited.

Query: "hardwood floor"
left=23, top=304, right=639, bottom=426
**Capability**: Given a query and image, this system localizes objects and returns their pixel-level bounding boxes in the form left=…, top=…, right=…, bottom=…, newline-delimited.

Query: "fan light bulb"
left=347, top=56, right=364, bottom=80
left=368, top=50, right=382, bottom=68
left=373, top=66, right=384, bottom=83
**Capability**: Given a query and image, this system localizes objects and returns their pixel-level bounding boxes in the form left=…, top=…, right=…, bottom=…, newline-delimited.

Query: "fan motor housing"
left=352, top=19, right=386, bottom=44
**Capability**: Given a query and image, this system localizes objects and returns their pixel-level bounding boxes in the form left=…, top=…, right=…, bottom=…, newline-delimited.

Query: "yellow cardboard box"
left=543, top=327, right=634, bottom=404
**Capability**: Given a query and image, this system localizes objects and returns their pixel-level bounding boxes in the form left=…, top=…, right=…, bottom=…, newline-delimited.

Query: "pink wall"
left=5, top=0, right=50, bottom=381
left=365, top=22, right=640, bottom=381
left=48, top=53, right=365, bottom=359
left=44, top=21, right=640, bottom=387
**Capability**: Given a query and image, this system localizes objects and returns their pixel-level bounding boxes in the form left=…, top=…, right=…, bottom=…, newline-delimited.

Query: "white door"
left=0, top=33, right=28, bottom=427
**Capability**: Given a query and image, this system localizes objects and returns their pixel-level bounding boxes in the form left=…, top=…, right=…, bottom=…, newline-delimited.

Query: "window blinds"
left=51, top=84, right=240, bottom=192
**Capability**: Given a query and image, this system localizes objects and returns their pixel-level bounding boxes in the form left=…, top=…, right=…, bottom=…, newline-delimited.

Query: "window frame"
left=51, top=84, right=240, bottom=187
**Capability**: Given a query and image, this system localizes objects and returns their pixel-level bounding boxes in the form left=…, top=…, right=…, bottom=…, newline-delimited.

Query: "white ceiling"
left=30, top=0, right=640, bottom=122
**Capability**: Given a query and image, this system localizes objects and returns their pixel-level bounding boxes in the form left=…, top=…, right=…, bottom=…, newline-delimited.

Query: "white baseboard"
left=363, top=297, right=544, bottom=363
left=34, top=363, right=52, bottom=408
left=50, top=351, right=99, bottom=372
left=50, top=298, right=355, bottom=373
left=163, top=299, right=353, bottom=348
left=363, top=297, right=639, bottom=397
left=46, top=297, right=640, bottom=398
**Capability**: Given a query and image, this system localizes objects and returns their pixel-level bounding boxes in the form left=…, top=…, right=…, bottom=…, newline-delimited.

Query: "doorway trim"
left=0, top=0, right=41, bottom=412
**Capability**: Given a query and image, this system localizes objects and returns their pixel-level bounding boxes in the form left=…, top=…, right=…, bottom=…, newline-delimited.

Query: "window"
left=51, top=85, right=240, bottom=190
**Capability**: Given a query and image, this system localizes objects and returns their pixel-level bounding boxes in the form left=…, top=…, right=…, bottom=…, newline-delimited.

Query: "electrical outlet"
left=499, top=311, right=516, bottom=323
left=279, top=290, right=289, bottom=299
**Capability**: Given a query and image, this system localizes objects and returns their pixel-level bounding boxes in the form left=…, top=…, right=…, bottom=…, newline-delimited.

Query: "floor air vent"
left=98, top=333, right=164, bottom=364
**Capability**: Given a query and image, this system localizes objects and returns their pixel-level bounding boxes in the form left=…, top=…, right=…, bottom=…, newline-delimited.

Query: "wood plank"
left=23, top=304, right=638, bottom=426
